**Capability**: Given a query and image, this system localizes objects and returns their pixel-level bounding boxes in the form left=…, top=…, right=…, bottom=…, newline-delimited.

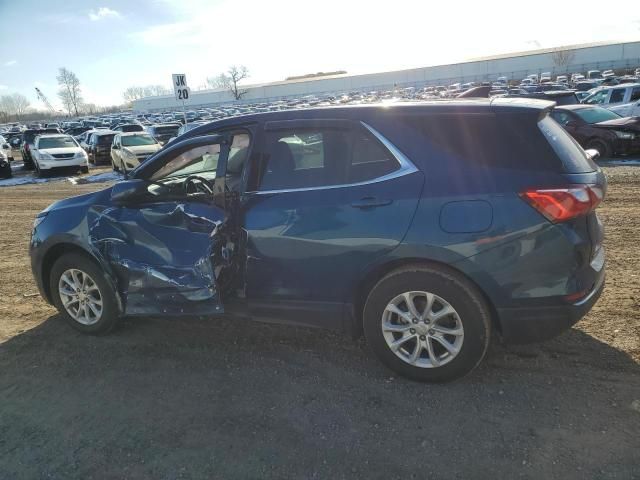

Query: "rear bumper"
left=497, top=270, right=605, bottom=344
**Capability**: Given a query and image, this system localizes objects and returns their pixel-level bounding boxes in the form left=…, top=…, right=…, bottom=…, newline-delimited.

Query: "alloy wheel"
left=58, top=269, right=103, bottom=325
left=381, top=291, right=464, bottom=368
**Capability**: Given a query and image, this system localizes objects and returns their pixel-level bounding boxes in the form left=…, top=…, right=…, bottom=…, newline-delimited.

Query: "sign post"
left=172, top=73, right=190, bottom=126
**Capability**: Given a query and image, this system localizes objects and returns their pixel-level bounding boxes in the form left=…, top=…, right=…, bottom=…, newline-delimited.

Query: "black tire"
left=112, top=158, right=119, bottom=171
left=80, top=166, right=89, bottom=174
left=586, top=138, right=612, bottom=159
left=23, top=156, right=34, bottom=170
left=35, top=162, right=44, bottom=178
left=50, top=253, right=120, bottom=334
left=363, top=265, right=491, bottom=382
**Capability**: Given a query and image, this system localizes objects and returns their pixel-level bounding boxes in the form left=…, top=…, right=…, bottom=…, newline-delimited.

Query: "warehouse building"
left=133, top=40, right=640, bottom=112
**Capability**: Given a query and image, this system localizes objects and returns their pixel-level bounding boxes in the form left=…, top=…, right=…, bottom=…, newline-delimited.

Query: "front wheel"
left=50, top=253, right=120, bottom=334
left=363, top=266, right=491, bottom=382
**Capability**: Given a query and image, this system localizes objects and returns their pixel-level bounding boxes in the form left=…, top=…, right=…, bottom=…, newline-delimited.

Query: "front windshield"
left=39, top=136, right=77, bottom=149
left=575, top=107, right=621, bottom=124
left=151, top=144, right=221, bottom=181
left=122, top=134, right=157, bottom=146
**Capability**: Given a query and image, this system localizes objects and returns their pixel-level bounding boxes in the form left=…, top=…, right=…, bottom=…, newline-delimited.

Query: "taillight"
left=520, top=185, right=604, bottom=223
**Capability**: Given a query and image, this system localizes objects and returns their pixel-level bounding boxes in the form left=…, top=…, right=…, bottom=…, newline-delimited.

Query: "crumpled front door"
left=90, top=200, right=227, bottom=316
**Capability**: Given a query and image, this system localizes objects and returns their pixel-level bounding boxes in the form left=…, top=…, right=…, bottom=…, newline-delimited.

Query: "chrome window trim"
left=251, top=121, right=418, bottom=195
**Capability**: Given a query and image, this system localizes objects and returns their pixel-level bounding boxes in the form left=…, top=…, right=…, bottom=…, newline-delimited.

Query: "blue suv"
left=30, top=99, right=606, bottom=382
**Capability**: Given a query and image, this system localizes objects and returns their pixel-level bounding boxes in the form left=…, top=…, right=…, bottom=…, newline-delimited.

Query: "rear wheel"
left=50, top=253, right=120, bottom=334
left=363, top=266, right=491, bottom=382
left=586, top=138, right=612, bottom=159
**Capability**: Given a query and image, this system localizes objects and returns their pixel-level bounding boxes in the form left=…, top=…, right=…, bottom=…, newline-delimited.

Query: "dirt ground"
left=0, top=164, right=638, bottom=479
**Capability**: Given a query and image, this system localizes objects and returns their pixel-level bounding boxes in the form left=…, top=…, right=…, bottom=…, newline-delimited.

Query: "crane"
left=35, top=87, right=57, bottom=116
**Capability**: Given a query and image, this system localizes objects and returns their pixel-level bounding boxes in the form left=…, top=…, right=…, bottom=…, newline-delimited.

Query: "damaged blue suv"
left=30, top=100, right=606, bottom=382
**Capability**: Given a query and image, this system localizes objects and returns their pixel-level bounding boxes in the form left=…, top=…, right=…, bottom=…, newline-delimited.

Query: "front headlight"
left=74, top=150, right=88, bottom=159
left=612, top=130, right=635, bottom=140
left=33, top=212, right=48, bottom=229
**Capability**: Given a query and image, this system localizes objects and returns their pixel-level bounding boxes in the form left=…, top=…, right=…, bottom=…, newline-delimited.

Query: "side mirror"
left=110, top=179, right=148, bottom=205
left=584, top=148, right=601, bottom=161
left=112, top=144, right=119, bottom=149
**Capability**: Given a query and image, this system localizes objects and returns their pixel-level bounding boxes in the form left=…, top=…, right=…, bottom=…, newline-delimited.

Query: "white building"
left=133, top=40, right=640, bottom=112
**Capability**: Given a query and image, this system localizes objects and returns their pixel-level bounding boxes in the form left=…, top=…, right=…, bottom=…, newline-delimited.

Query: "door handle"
left=351, top=197, right=393, bottom=209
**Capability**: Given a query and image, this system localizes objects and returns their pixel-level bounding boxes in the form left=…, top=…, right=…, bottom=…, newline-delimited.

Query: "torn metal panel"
left=88, top=201, right=227, bottom=316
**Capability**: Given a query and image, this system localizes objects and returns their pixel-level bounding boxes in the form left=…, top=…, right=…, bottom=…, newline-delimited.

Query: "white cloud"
left=3, top=60, right=17, bottom=67
left=88, top=7, right=120, bottom=21
left=0, top=84, right=8, bottom=90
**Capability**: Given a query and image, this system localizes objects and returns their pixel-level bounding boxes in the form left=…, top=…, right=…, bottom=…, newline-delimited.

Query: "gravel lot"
left=0, top=162, right=638, bottom=479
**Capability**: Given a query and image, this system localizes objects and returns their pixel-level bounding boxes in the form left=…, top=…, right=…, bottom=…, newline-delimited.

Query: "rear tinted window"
left=120, top=125, right=144, bottom=132
left=538, top=116, right=596, bottom=173
left=97, top=134, right=116, bottom=145
left=154, top=126, right=180, bottom=135
left=400, top=113, right=561, bottom=171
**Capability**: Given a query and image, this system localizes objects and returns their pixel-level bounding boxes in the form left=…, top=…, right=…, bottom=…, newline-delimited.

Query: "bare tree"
left=0, top=93, right=31, bottom=120
left=207, top=65, right=250, bottom=100
left=123, top=86, right=146, bottom=103
left=144, top=85, right=171, bottom=96
left=551, top=47, right=576, bottom=72
left=56, top=67, right=83, bottom=116
left=123, top=85, right=171, bottom=103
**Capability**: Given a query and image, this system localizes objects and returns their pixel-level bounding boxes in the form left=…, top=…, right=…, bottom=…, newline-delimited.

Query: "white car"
left=0, top=135, right=13, bottom=161
left=32, top=134, right=88, bottom=177
left=110, top=132, right=161, bottom=172
left=582, top=83, right=640, bottom=117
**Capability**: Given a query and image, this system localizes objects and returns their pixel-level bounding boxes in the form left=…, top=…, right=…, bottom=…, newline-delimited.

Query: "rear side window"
left=538, top=116, right=596, bottom=173
left=631, top=87, right=640, bottom=102
left=257, top=127, right=399, bottom=191
left=400, top=113, right=561, bottom=171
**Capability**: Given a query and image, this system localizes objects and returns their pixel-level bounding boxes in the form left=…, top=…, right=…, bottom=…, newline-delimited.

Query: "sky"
left=1, top=0, right=639, bottom=111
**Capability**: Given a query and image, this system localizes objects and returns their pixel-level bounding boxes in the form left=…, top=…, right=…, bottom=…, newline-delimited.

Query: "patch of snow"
left=1, top=164, right=123, bottom=188
left=0, top=175, right=61, bottom=187
left=68, top=171, right=123, bottom=185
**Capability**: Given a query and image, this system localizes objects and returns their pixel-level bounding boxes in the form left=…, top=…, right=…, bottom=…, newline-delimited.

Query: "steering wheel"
left=185, top=175, right=214, bottom=195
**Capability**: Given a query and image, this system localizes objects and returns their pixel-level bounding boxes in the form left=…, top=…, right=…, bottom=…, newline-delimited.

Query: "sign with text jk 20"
left=172, top=74, right=190, bottom=101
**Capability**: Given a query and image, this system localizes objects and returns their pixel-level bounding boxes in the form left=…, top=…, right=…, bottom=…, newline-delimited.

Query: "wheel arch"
left=40, top=242, right=123, bottom=313
left=350, top=257, right=500, bottom=339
